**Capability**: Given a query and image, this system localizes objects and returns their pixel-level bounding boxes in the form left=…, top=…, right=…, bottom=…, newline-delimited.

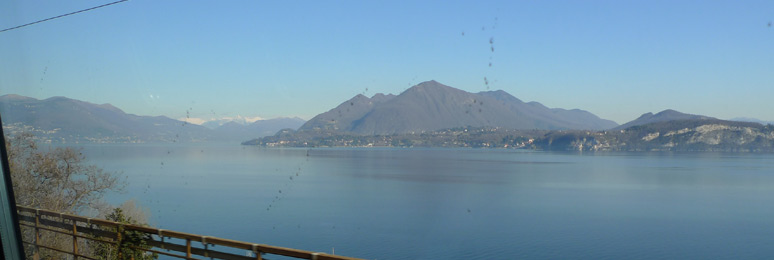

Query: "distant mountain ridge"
left=236, top=81, right=774, bottom=151
left=300, top=93, right=397, bottom=134
left=535, top=118, right=774, bottom=152
left=730, top=117, right=774, bottom=126
left=613, top=109, right=713, bottom=130
left=0, top=95, right=304, bottom=143
left=299, top=80, right=618, bottom=135
left=0, top=95, right=212, bottom=143
left=200, top=115, right=266, bottom=129
left=249, top=118, right=774, bottom=152
left=213, top=117, right=305, bottom=141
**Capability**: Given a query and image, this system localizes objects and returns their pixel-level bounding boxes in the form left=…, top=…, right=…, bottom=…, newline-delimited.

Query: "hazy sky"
left=1, top=1, right=772, bottom=124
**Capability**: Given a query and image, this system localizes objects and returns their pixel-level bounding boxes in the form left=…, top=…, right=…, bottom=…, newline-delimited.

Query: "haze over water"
left=75, top=143, right=774, bottom=259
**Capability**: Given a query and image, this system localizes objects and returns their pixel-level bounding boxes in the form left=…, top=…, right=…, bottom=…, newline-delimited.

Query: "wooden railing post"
left=117, top=224, right=123, bottom=260
left=186, top=239, right=192, bottom=259
left=72, top=220, right=79, bottom=259
left=253, top=244, right=263, bottom=260
left=33, top=210, right=40, bottom=260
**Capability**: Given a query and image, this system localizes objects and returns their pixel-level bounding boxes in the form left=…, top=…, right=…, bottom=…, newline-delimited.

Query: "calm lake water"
left=75, top=143, right=774, bottom=259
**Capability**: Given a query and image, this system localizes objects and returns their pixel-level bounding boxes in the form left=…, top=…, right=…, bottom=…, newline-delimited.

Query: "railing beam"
left=16, top=205, right=363, bottom=260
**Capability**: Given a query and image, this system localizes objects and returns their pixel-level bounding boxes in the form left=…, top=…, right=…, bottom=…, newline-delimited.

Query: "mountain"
left=0, top=94, right=303, bottom=143
left=0, top=95, right=216, bottom=143
left=613, top=109, right=713, bottom=130
left=299, top=93, right=396, bottom=133
left=200, top=115, right=265, bottom=129
left=730, top=117, right=774, bottom=126
left=476, top=90, right=619, bottom=130
left=213, top=117, right=305, bottom=141
left=535, top=119, right=774, bottom=152
left=248, top=118, right=774, bottom=152
left=298, top=80, right=617, bottom=135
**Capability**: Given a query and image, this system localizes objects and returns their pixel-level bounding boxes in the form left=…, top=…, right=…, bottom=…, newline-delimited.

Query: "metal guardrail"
left=16, top=205, right=362, bottom=260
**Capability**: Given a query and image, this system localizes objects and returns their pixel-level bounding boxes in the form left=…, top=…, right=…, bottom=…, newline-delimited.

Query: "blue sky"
left=1, top=0, right=772, bottom=124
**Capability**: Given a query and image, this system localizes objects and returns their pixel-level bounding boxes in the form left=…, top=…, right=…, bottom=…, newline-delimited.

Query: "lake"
left=75, top=143, right=774, bottom=259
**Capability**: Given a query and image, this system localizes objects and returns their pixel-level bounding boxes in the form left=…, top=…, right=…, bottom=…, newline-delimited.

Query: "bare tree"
left=6, top=132, right=131, bottom=259
left=6, top=132, right=125, bottom=213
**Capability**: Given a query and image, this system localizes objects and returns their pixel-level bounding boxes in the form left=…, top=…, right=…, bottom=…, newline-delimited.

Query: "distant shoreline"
left=243, top=120, right=774, bottom=153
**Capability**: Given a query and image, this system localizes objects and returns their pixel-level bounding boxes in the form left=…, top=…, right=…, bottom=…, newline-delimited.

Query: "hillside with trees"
left=246, top=119, right=774, bottom=152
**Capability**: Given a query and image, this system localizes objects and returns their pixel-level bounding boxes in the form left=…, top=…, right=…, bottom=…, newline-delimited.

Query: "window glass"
left=2, top=1, right=774, bottom=259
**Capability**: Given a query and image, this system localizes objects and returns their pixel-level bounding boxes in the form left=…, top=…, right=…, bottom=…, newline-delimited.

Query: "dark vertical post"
left=116, top=225, right=123, bottom=260
left=185, top=239, right=191, bottom=259
left=33, top=212, right=39, bottom=260
left=252, top=245, right=262, bottom=260
left=0, top=113, right=26, bottom=259
left=72, top=221, right=78, bottom=259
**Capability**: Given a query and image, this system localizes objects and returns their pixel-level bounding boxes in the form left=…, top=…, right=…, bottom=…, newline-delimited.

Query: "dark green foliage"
left=91, top=207, right=158, bottom=260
